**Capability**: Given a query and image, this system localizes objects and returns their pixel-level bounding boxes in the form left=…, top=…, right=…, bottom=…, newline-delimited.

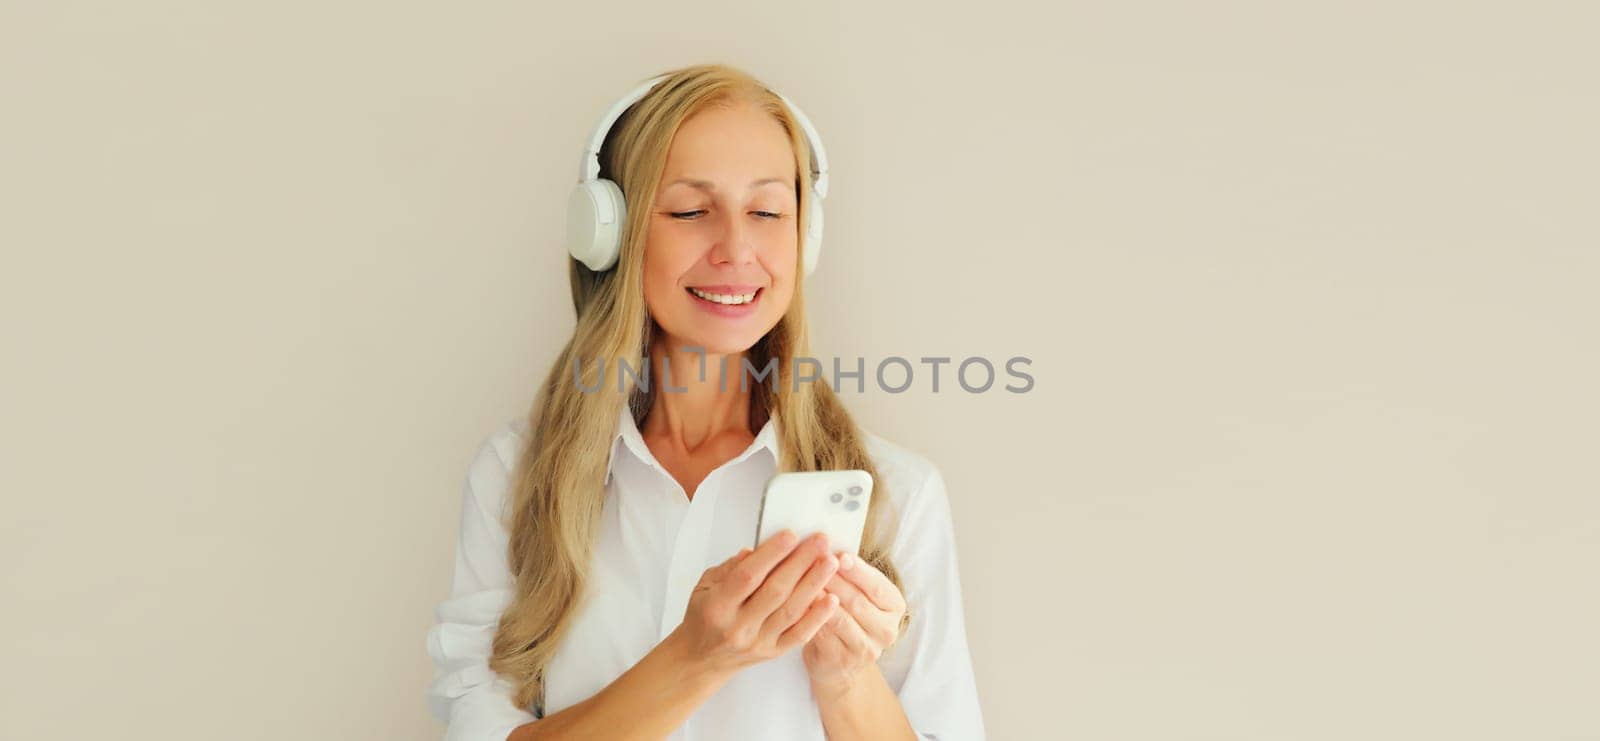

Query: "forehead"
left=660, top=102, right=798, bottom=182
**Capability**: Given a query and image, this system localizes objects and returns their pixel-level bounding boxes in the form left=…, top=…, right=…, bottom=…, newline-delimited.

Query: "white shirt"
left=425, top=406, right=986, bottom=741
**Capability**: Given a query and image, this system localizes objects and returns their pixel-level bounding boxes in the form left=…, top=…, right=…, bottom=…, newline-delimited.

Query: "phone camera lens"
left=830, top=492, right=843, bottom=503
left=848, top=485, right=863, bottom=496
left=844, top=499, right=861, bottom=511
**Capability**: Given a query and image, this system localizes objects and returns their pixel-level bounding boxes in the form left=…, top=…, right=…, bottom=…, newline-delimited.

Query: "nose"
left=706, top=208, right=757, bottom=267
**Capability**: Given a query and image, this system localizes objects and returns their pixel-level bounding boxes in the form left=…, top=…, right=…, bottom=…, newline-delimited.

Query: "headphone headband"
left=576, top=74, right=829, bottom=199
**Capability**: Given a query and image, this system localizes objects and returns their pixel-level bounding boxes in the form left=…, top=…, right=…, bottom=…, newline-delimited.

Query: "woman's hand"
left=669, top=529, right=842, bottom=682
left=801, top=551, right=908, bottom=699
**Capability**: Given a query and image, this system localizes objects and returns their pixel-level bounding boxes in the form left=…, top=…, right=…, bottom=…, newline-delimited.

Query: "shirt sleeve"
left=881, top=465, right=988, bottom=741
left=424, top=431, right=540, bottom=741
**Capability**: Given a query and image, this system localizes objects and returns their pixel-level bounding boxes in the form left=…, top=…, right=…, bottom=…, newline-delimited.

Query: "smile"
left=686, top=286, right=761, bottom=305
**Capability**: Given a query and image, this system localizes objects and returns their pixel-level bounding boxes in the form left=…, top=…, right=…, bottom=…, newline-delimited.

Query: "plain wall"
left=3, top=1, right=1597, bottom=739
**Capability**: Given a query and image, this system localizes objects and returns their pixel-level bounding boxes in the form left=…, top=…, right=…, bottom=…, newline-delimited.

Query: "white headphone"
left=565, top=73, right=830, bottom=275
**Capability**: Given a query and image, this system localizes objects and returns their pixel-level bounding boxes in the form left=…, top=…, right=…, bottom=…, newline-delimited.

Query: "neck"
left=643, top=335, right=755, bottom=450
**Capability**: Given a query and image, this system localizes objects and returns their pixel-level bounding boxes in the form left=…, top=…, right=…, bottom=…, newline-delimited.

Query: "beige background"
left=3, top=1, right=1597, bottom=739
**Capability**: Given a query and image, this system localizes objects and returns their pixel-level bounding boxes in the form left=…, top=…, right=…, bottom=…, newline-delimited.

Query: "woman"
left=425, top=63, right=984, bottom=740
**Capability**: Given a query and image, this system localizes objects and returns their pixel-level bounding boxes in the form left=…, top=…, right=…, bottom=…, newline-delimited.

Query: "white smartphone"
left=754, top=470, right=874, bottom=555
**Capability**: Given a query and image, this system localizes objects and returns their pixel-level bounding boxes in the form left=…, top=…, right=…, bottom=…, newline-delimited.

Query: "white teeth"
left=688, top=287, right=758, bottom=305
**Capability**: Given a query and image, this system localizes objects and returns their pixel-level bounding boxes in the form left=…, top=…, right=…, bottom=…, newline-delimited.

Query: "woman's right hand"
left=671, top=529, right=842, bottom=680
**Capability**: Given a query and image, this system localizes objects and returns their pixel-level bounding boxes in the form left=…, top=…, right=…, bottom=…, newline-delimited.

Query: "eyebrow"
left=665, top=177, right=790, bottom=192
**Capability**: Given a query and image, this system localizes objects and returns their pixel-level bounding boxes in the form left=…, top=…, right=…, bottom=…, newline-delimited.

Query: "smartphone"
left=754, top=470, right=874, bottom=555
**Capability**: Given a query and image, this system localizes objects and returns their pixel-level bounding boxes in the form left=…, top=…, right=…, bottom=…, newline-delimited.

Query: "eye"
left=669, top=209, right=784, bottom=220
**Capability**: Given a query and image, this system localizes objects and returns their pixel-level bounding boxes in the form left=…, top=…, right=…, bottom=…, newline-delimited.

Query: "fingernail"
left=838, top=552, right=854, bottom=570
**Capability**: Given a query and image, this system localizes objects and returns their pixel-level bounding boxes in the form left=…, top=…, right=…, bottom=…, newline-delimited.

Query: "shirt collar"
left=604, top=404, right=780, bottom=486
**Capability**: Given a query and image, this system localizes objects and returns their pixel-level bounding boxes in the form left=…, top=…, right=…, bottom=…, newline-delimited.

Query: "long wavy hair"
left=489, top=63, right=904, bottom=712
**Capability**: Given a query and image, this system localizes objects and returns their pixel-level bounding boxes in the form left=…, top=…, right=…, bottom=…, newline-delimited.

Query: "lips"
left=685, top=285, right=763, bottom=305
left=685, top=285, right=764, bottom=316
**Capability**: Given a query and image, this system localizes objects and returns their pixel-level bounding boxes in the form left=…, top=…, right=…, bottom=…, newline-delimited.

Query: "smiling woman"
left=644, top=102, right=800, bottom=344
left=424, top=63, right=985, bottom=741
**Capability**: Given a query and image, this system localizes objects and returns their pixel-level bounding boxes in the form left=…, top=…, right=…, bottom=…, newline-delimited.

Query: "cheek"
left=763, top=229, right=800, bottom=273
left=642, top=233, right=693, bottom=313
left=762, top=242, right=799, bottom=292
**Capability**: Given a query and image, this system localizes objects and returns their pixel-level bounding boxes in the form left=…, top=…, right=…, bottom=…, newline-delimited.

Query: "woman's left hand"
left=801, top=550, right=908, bottom=698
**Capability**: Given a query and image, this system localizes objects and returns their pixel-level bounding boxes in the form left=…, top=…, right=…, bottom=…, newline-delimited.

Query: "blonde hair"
left=489, top=62, right=904, bottom=712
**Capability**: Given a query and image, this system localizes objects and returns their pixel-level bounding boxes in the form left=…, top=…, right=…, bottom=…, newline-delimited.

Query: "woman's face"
left=642, top=101, right=799, bottom=356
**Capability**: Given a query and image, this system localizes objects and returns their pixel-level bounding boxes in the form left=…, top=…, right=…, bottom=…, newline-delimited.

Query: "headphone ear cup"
left=566, top=178, right=627, bottom=272
left=801, top=192, right=825, bottom=276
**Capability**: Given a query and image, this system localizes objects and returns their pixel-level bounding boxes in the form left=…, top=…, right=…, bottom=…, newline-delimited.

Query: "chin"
left=683, top=333, right=763, bottom=357
left=666, top=311, right=782, bottom=356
